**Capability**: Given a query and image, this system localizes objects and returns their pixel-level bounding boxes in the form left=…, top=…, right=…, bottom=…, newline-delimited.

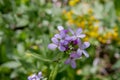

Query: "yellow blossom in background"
left=69, top=1, right=76, bottom=6
left=62, top=9, right=67, bottom=14
left=68, top=19, right=74, bottom=24
left=66, top=10, right=73, bottom=19
left=63, top=2, right=120, bottom=44
left=88, top=8, right=93, bottom=14
left=69, top=0, right=80, bottom=6
left=112, top=31, right=118, bottom=39
left=83, top=36, right=89, bottom=41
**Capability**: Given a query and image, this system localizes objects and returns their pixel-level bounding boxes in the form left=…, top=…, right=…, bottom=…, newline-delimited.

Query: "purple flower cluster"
left=28, top=72, right=43, bottom=80
left=48, top=26, right=90, bottom=68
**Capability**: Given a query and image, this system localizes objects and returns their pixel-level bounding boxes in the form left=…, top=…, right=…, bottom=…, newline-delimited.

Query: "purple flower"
left=57, top=25, right=64, bottom=31
left=48, top=26, right=69, bottom=51
left=65, top=52, right=81, bottom=68
left=48, top=37, right=67, bottom=51
left=48, top=26, right=90, bottom=68
left=69, top=28, right=86, bottom=40
left=28, top=72, right=43, bottom=80
left=77, top=42, right=90, bottom=57
left=28, top=74, right=38, bottom=80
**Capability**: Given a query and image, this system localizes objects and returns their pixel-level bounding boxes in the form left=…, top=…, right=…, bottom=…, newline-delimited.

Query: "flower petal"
left=38, top=72, right=42, bottom=78
left=51, top=37, right=59, bottom=44
left=58, top=45, right=66, bottom=51
left=28, top=74, right=37, bottom=80
left=82, top=42, right=90, bottom=49
left=71, top=36, right=77, bottom=40
left=54, top=34, right=61, bottom=39
left=76, top=28, right=82, bottom=35
left=60, top=40, right=68, bottom=45
left=65, top=36, right=72, bottom=41
left=70, top=52, right=80, bottom=58
left=48, top=44, right=57, bottom=50
left=77, top=34, right=86, bottom=38
left=71, top=60, right=76, bottom=69
left=77, top=49, right=82, bottom=57
left=60, top=30, right=67, bottom=38
left=82, top=50, right=89, bottom=58
left=65, top=58, right=71, bottom=64
left=57, top=26, right=64, bottom=31
left=68, top=27, right=74, bottom=35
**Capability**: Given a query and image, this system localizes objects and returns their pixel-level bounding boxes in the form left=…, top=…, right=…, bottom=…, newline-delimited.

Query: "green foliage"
left=0, top=0, right=120, bottom=80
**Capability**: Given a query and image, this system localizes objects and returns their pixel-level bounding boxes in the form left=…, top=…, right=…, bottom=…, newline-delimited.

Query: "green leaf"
left=112, top=60, right=120, bottom=69
left=1, top=61, right=21, bottom=69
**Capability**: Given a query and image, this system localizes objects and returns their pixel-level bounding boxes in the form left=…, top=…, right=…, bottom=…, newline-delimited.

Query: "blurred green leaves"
left=0, top=0, right=120, bottom=80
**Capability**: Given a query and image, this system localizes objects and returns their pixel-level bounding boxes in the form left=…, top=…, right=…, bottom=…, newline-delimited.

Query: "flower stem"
left=49, top=64, right=58, bottom=80
left=30, top=53, right=52, bottom=63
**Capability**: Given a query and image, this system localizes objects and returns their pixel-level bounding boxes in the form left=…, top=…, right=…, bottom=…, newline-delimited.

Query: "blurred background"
left=0, top=0, right=120, bottom=80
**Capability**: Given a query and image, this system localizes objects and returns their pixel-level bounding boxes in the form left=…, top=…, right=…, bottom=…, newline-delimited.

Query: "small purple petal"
left=54, top=34, right=61, bottom=39
left=28, top=74, right=37, bottom=80
left=76, top=28, right=82, bottom=35
left=65, top=58, right=71, bottom=64
left=82, top=50, right=89, bottom=57
left=65, top=36, right=72, bottom=41
left=77, top=34, right=86, bottom=38
left=71, top=36, right=77, bottom=40
left=71, top=60, right=76, bottom=69
left=38, top=72, right=42, bottom=78
left=69, top=28, right=74, bottom=35
left=58, top=45, right=66, bottom=51
left=70, top=52, right=80, bottom=58
left=77, top=49, right=82, bottom=56
left=60, top=40, right=68, bottom=45
left=57, top=26, right=64, bottom=31
left=48, top=44, right=57, bottom=50
left=51, top=37, right=59, bottom=44
left=60, top=30, right=66, bottom=38
left=82, top=42, right=90, bottom=49
left=63, top=40, right=68, bottom=45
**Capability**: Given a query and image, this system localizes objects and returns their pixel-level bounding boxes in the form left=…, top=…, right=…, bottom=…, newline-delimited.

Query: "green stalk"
left=30, top=53, right=52, bottom=63
left=49, top=64, right=59, bottom=80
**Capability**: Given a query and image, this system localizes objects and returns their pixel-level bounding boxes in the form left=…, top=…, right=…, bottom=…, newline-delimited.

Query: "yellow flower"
left=90, top=16, right=95, bottom=21
left=106, top=32, right=112, bottom=39
left=98, top=36, right=103, bottom=42
left=90, top=32, right=98, bottom=38
left=88, top=8, right=93, bottom=14
left=113, top=26, right=118, bottom=32
left=83, top=36, right=89, bottom=41
left=68, top=19, right=74, bottom=24
left=94, top=26, right=99, bottom=31
left=69, top=1, right=76, bottom=6
left=112, top=32, right=118, bottom=39
left=101, top=39, right=106, bottom=44
left=62, top=9, right=67, bottom=14
left=66, top=11, right=73, bottom=19
left=80, top=21, right=85, bottom=28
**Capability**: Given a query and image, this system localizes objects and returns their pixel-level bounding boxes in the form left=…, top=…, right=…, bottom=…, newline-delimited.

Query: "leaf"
left=1, top=61, right=21, bottom=69
left=17, top=43, right=25, bottom=54
left=112, top=60, right=120, bottom=69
